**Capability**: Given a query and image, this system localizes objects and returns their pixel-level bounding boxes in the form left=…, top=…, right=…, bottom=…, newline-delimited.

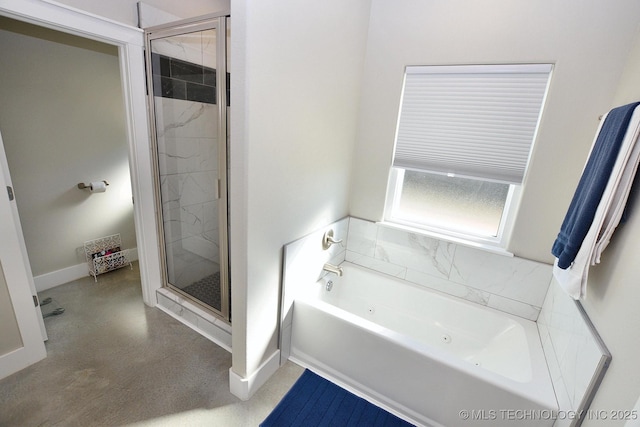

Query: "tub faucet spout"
left=323, top=263, right=343, bottom=277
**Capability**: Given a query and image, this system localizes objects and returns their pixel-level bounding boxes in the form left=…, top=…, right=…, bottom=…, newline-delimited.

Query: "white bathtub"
left=289, top=262, right=557, bottom=427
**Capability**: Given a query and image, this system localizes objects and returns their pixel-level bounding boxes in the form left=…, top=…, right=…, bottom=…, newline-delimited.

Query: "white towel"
left=553, top=106, right=640, bottom=299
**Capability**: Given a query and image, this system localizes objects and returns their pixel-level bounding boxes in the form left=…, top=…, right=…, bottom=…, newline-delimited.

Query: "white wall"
left=52, top=0, right=229, bottom=28
left=13, top=0, right=638, bottom=412
left=0, top=17, right=136, bottom=276
left=230, top=0, right=371, bottom=387
left=580, top=27, right=640, bottom=426
left=232, top=0, right=640, bottom=404
left=347, top=3, right=640, bottom=418
left=349, top=0, right=640, bottom=264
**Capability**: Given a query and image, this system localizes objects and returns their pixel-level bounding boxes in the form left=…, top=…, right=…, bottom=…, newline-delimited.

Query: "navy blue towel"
left=552, top=102, right=640, bottom=269
left=261, top=370, right=414, bottom=427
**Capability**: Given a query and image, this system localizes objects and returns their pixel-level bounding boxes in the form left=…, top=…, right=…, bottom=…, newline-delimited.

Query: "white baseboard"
left=229, top=349, right=281, bottom=401
left=34, top=263, right=88, bottom=292
left=34, top=247, right=138, bottom=292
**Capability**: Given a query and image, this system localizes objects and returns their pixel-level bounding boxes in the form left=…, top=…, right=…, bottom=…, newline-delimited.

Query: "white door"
left=0, top=132, right=47, bottom=342
left=0, top=130, right=46, bottom=381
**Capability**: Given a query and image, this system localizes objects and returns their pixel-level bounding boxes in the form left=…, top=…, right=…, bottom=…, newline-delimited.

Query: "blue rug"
left=261, top=370, right=414, bottom=426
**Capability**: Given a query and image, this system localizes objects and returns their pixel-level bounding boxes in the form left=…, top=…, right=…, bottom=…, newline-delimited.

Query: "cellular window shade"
left=393, top=64, right=552, bottom=184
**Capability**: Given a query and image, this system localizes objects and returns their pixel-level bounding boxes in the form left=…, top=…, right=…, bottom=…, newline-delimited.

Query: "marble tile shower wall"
left=346, top=218, right=553, bottom=320
left=150, top=32, right=222, bottom=289
left=152, top=53, right=217, bottom=105
left=155, top=96, right=219, bottom=288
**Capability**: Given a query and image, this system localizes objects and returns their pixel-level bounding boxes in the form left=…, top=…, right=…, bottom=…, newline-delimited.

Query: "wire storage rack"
left=84, top=234, right=132, bottom=282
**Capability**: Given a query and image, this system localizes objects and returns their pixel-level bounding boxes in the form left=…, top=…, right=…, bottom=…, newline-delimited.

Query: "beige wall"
left=0, top=17, right=136, bottom=276
left=581, top=28, right=640, bottom=426
left=230, top=0, right=371, bottom=378
left=349, top=0, right=640, bottom=264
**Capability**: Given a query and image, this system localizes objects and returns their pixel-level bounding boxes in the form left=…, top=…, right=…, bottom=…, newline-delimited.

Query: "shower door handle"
left=215, top=179, right=221, bottom=200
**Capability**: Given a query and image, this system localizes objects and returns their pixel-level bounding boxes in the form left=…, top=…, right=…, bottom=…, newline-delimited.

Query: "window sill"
left=376, top=220, right=514, bottom=258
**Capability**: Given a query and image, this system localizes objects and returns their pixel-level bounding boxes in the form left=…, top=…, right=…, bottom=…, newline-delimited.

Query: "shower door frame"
left=144, top=12, right=230, bottom=322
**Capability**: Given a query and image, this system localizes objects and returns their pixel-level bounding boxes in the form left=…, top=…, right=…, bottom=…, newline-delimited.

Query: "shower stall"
left=144, top=13, right=230, bottom=321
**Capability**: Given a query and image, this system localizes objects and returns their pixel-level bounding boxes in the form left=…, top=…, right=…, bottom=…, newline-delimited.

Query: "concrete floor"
left=0, top=263, right=304, bottom=426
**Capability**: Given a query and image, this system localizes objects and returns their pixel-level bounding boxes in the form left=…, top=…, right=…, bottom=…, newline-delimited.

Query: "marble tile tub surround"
left=346, top=218, right=553, bottom=320
left=279, top=216, right=551, bottom=363
left=537, top=279, right=610, bottom=427
left=280, top=216, right=609, bottom=422
left=279, top=217, right=349, bottom=364
left=279, top=215, right=549, bottom=362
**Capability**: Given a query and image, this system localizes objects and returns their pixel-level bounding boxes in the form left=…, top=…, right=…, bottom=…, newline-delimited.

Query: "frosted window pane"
left=396, top=170, right=510, bottom=237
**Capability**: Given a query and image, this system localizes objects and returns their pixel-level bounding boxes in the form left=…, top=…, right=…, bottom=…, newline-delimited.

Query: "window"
left=385, top=64, right=552, bottom=247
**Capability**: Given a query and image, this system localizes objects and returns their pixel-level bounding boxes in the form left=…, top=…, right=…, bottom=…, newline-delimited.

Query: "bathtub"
left=289, top=262, right=557, bottom=427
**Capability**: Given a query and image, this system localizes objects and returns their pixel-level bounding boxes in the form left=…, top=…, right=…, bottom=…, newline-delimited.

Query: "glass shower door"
left=146, top=16, right=229, bottom=320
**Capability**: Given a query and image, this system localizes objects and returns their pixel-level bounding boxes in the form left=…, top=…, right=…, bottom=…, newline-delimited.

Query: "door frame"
left=0, top=0, right=162, bottom=307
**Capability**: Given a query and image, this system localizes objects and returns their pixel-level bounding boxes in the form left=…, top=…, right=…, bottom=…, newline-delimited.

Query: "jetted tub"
left=289, top=262, right=557, bottom=427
